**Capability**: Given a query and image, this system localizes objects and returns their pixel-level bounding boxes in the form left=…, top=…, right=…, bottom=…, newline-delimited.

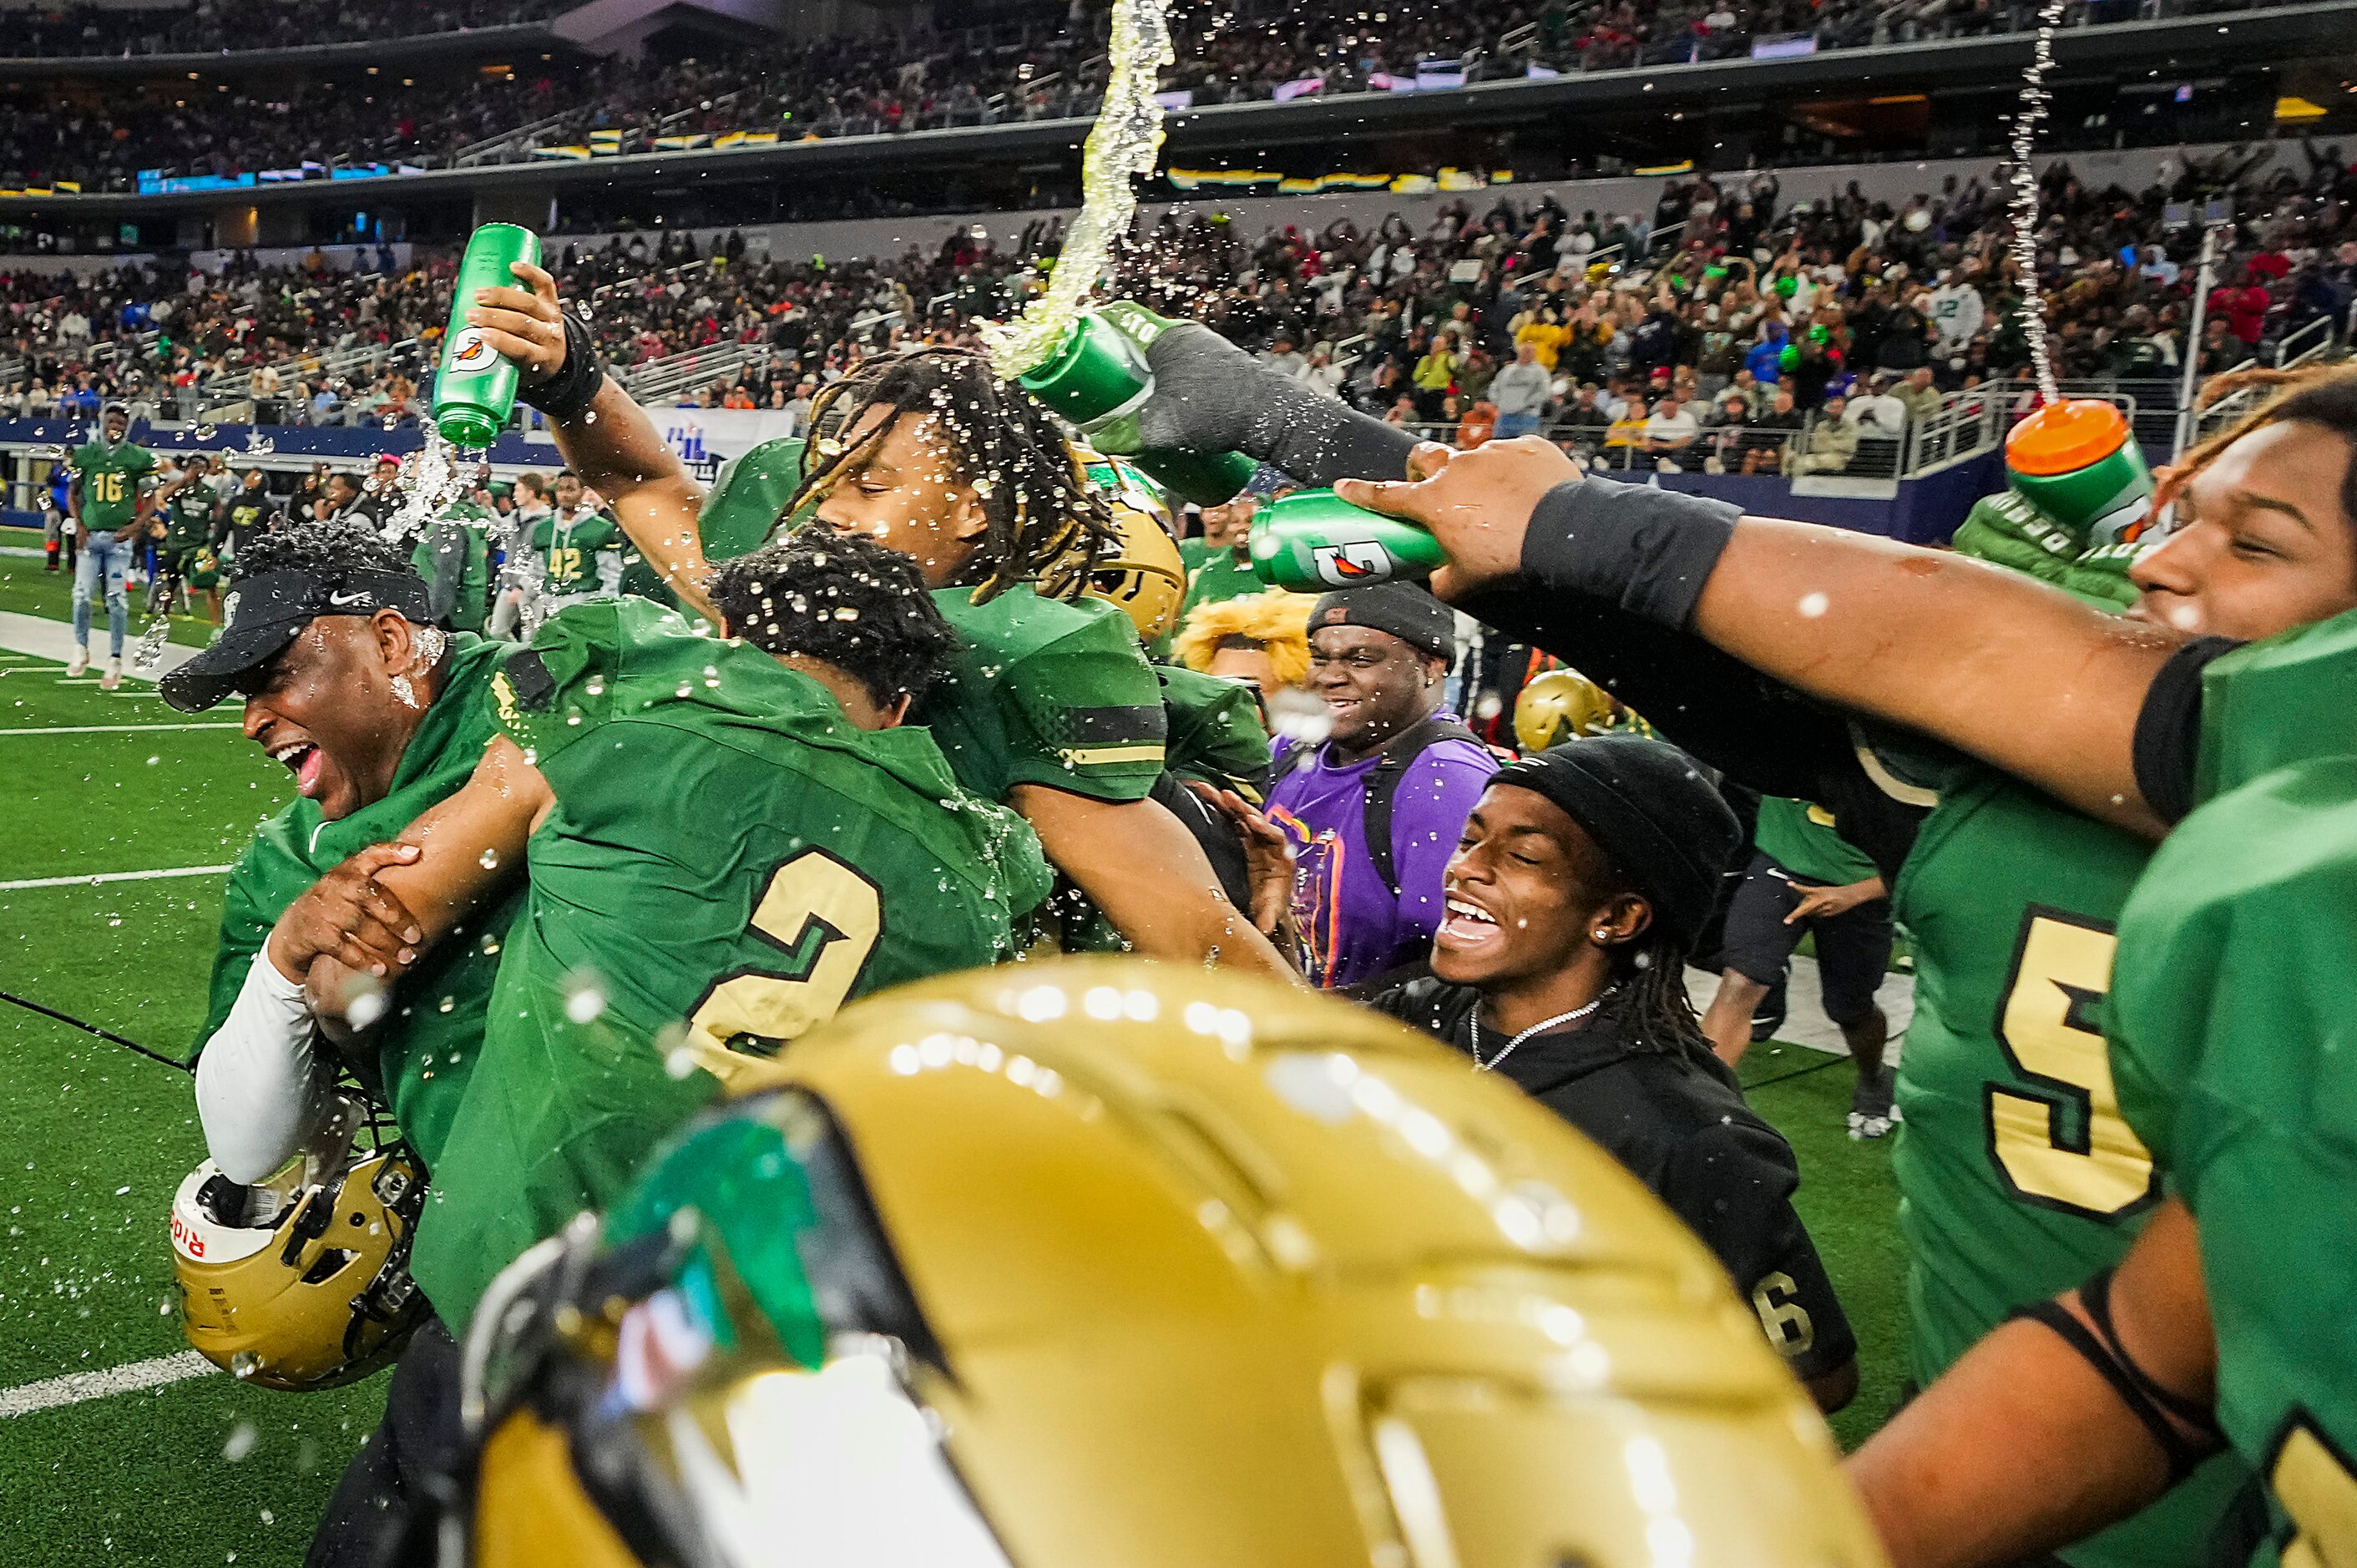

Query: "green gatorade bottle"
left=432, top=223, right=542, bottom=449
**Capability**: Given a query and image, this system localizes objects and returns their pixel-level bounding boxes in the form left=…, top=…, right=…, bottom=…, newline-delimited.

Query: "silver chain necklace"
left=1470, top=997, right=1603, bottom=1072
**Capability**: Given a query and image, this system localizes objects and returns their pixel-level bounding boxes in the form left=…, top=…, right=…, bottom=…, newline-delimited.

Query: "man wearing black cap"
left=165, top=515, right=522, bottom=1568
left=1264, top=581, right=1500, bottom=987
left=1366, top=736, right=1859, bottom=1413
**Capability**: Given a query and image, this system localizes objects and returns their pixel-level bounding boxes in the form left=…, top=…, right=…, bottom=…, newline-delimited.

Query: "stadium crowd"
left=0, top=0, right=2300, bottom=192
left=7, top=145, right=2354, bottom=478
left=0, top=0, right=555, bottom=58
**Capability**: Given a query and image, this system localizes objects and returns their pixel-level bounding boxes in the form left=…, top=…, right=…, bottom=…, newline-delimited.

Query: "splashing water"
left=129, top=617, right=172, bottom=677
left=980, top=0, right=1176, bottom=377
left=2005, top=0, right=2071, bottom=407
left=379, top=427, right=468, bottom=548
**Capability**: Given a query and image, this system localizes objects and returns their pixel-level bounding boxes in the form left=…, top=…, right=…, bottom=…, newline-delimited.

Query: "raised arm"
left=462, top=261, right=720, bottom=625
left=1334, top=439, right=2182, bottom=837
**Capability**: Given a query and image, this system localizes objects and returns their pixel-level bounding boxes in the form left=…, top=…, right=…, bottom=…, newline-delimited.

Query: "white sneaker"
left=66, top=646, right=89, bottom=677
left=100, top=660, right=122, bottom=692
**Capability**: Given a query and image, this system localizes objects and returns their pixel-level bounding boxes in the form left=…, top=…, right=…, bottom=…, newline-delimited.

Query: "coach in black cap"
left=1365, top=733, right=1860, bottom=1413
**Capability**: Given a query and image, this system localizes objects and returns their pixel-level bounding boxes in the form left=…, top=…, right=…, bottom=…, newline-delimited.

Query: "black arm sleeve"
left=2132, top=635, right=2242, bottom=825
left=1660, top=1121, right=1858, bottom=1383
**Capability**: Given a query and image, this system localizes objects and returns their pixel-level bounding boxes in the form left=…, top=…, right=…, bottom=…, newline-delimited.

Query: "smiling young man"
left=66, top=400, right=158, bottom=688
left=1365, top=736, right=1858, bottom=1413
left=1263, top=584, right=1500, bottom=989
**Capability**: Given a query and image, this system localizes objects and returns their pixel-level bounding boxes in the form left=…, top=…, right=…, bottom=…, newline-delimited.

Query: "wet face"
left=1307, top=625, right=1440, bottom=755
left=1432, top=785, right=1641, bottom=988
left=811, top=407, right=986, bottom=586
left=236, top=613, right=430, bottom=822
left=2129, top=422, right=2357, bottom=641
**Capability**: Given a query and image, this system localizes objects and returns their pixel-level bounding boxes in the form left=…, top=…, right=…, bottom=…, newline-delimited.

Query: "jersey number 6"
left=1985, top=910, right=2161, bottom=1222
left=685, top=848, right=882, bottom=1082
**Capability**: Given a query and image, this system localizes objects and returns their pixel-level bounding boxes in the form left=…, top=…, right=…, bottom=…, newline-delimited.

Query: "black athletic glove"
left=1130, top=321, right=1421, bottom=488
left=517, top=311, right=604, bottom=423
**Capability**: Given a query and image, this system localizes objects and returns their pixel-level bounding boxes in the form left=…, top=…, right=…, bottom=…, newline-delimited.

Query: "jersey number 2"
left=1985, top=910, right=2160, bottom=1221
left=685, top=848, right=881, bottom=1082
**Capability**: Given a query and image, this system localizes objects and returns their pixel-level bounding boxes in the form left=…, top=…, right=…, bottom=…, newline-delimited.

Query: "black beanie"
left=1490, top=736, right=1742, bottom=953
left=1307, top=581, right=1455, bottom=661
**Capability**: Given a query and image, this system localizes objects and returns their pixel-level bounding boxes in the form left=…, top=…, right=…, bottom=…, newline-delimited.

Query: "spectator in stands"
left=1259, top=331, right=1307, bottom=379
left=1643, top=393, right=1702, bottom=468
left=1487, top=341, right=1554, bottom=440
left=1793, top=392, right=1860, bottom=474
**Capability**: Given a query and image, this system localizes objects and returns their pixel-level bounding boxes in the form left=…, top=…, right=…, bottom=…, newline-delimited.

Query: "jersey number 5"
left=1985, top=910, right=2161, bottom=1221
left=685, top=849, right=882, bottom=1082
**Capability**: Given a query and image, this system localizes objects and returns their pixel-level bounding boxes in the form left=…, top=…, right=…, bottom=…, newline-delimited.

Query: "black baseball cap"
left=159, top=568, right=432, bottom=713
left=1490, top=736, right=1742, bottom=953
left=1307, top=582, right=1455, bottom=661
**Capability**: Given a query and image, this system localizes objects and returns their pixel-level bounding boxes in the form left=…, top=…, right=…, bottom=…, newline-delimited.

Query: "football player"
left=1133, top=338, right=2357, bottom=1568
left=264, top=531, right=1051, bottom=1339
left=66, top=400, right=159, bottom=687
left=148, top=453, right=225, bottom=621
left=458, top=262, right=1293, bottom=979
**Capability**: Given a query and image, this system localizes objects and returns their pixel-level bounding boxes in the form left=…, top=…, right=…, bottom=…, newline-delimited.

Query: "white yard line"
left=0, top=1351, right=216, bottom=1419
left=0, top=722, right=240, bottom=736
left=0, top=610, right=197, bottom=680
left=0, top=865, right=231, bottom=891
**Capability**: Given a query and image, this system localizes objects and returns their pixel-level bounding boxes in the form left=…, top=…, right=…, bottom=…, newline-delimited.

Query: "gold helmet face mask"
left=1044, top=449, right=1187, bottom=643
left=467, top=959, right=1885, bottom=1568
left=170, top=1121, right=426, bottom=1393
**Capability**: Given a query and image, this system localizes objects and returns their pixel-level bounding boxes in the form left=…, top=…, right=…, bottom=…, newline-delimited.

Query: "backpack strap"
left=1363, top=717, right=1484, bottom=900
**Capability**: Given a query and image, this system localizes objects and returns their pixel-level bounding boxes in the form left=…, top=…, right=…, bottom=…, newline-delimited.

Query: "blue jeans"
left=73, top=528, right=129, bottom=658
left=1493, top=412, right=1542, bottom=440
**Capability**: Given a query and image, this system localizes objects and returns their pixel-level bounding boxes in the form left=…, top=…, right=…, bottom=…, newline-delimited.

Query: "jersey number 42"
left=1985, top=910, right=2162, bottom=1222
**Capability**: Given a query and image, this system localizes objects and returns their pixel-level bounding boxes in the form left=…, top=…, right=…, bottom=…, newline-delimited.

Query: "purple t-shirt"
left=1267, top=716, right=1500, bottom=988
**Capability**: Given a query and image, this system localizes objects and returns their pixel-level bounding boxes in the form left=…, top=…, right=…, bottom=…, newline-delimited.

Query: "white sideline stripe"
left=0, top=1351, right=216, bottom=1418
left=0, top=864, right=231, bottom=891
left=0, top=609, right=197, bottom=680
left=0, top=722, right=240, bottom=736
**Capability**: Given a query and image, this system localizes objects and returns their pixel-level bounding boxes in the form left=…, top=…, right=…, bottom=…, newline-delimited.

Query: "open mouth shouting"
left=267, top=737, right=328, bottom=799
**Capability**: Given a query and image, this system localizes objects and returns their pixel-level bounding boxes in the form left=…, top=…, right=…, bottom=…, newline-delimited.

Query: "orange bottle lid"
left=2005, top=399, right=2132, bottom=476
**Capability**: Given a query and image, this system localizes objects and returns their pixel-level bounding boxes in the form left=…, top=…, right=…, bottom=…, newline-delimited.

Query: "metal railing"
left=620, top=340, right=761, bottom=405
left=2278, top=314, right=2336, bottom=370
left=453, top=106, right=579, bottom=167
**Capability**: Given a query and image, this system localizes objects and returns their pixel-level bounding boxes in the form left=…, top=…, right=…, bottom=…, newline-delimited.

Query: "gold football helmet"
left=463, top=959, right=1884, bottom=1568
left=170, top=1113, right=425, bottom=1393
left=1515, top=666, right=1620, bottom=752
left=1041, top=448, right=1188, bottom=642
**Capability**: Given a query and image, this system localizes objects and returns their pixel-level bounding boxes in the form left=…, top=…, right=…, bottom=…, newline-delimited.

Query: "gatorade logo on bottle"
left=1313, top=540, right=1394, bottom=586
left=448, top=328, right=497, bottom=374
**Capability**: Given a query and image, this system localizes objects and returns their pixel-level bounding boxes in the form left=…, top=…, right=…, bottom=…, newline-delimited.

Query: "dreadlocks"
left=1597, top=926, right=1717, bottom=1069
left=787, top=346, right=1119, bottom=604
left=2162, top=361, right=2357, bottom=541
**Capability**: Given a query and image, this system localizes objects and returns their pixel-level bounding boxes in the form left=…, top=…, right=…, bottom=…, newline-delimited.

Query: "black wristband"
left=518, top=311, right=604, bottom=423
left=1519, top=475, right=1740, bottom=630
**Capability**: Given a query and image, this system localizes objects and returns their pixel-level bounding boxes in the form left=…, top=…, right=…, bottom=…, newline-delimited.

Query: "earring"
left=1593, top=929, right=1611, bottom=940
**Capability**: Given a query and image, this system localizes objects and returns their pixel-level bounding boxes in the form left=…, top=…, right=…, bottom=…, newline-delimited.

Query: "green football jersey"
left=195, top=635, right=522, bottom=1176
left=2191, top=604, right=2357, bottom=807
left=412, top=508, right=492, bottom=634
left=922, top=584, right=1167, bottom=806
left=531, top=508, right=625, bottom=596
left=71, top=440, right=156, bottom=530
left=158, top=486, right=217, bottom=554
left=699, top=437, right=808, bottom=564
left=411, top=599, right=1051, bottom=1332
left=1157, top=665, right=1272, bottom=802
left=1181, top=543, right=1262, bottom=619
left=2110, top=756, right=2357, bottom=1568
left=1753, top=796, right=1878, bottom=887
left=1889, top=761, right=2248, bottom=1567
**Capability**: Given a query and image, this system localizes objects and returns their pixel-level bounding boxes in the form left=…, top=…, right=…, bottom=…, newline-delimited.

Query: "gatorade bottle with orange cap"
left=2002, top=398, right=2154, bottom=546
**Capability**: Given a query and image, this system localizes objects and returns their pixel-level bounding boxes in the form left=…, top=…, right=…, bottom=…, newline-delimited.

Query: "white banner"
left=647, top=406, right=801, bottom=481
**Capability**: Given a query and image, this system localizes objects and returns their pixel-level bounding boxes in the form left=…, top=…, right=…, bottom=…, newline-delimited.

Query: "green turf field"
left=0, top=595, right=1907, bottom=1564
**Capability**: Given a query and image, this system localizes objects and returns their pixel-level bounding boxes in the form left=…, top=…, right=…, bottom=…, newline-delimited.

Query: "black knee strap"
left=2009, top=1267, right=2222, bottom=1483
